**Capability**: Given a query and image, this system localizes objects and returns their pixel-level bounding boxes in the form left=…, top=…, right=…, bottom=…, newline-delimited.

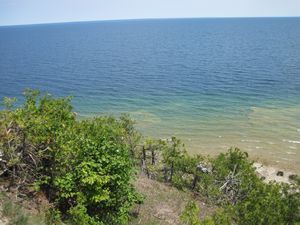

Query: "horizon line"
left=1, top=16, right=299, bottom=27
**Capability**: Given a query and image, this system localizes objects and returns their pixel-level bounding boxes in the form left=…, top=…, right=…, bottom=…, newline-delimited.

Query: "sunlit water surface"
left=1, top=18, right=300, bottom=171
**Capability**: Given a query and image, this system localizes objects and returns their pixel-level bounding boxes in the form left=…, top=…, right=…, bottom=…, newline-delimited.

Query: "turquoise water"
left=0, top=18, right=300, bottom=170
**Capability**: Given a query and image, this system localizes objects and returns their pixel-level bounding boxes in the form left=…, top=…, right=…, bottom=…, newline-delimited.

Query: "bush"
left=1, top=90, right=299, bottom=224
left=180, top=201, right=201, bottom=225
left=0, top=89, right=75, bottom=190
left=0, top=90, right=141, bottom=224
left=234, top=182, right=300, bottom=225
left=53, top=117, right=140, bottom=224
left=152, top=144, right=300, bottom=225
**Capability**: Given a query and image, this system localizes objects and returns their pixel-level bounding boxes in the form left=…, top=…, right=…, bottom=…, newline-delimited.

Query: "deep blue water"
left=1, top=18, right=300, bottom=169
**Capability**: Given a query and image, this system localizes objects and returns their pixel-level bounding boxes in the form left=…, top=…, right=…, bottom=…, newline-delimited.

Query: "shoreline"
left=182, top=142, right=300, bottom=174
left=80, top=113, right=300, bottom=175
left=253, top=162, right=297, bottom=184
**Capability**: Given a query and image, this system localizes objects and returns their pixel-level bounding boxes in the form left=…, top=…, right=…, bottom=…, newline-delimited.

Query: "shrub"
left=0, top=89, right=75, bottom=190
left=53, top=117, right=140, bottom=224
left=0, top=90, right=141, bottom=224
left=234, top=182, right=300, bottom=225
left=180, top=201, right=201, bottom=225
left=1, top=91, right=299, bottom=224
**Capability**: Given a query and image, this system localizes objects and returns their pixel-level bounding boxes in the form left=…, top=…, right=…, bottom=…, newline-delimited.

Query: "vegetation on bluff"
left=0, top=90, right=141, bottom=224
left=139, top=139, right=300, bottom=225
left=0, top=90, right=299, bottom=224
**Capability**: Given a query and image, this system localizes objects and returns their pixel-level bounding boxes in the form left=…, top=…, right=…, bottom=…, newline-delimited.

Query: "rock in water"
left=276, top=171, right=284, bottom=176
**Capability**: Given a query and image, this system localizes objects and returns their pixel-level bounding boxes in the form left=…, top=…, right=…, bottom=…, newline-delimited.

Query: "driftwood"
left=218, top=164, right=241, bottom=204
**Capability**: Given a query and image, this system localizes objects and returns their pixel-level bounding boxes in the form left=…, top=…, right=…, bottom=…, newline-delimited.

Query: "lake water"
left=0, top=18, right=300, bottom=171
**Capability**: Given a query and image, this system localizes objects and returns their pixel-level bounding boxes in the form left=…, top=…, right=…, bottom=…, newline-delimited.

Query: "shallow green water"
left=1, top=18, right=300, bottom=171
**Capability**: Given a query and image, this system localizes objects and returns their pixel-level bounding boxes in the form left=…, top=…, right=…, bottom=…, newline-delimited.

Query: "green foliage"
left=212, top=147, right=247, bottom=179
left=180, top=202, right=232, bottom=225
left=139, top=142, right=300, bottom=225
left=53, top=117, right=140, bottom=224
left=210, top=209, right=232, bottom=225
left=0, top=89, right=76, bottom=189
left=201, top=208, right=232, bottom=225
left=172, top=154, right=203, bottom=190
left=67, top=204, right=103, bottom=225
left=209, top=147, right=259, bottom=204
left=180, top=201, right=201, bottom=225
left=289, top=174, right=300, bottom=186
left=234, top=182, right=300, bottom=225
left=0, top=90, right=141, bottom=224
left=162, top=137, right=186, bottom=182
left=45, top=208, right=62, bottom=225
left=2, top=96, right=17, bottom=110
left=162, top=137, right=186, bottom=165
left=1, top=90, right=299, bottom=225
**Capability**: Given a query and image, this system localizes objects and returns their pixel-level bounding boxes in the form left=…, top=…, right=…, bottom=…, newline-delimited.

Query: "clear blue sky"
left=1, top=0, right=300, bottom=26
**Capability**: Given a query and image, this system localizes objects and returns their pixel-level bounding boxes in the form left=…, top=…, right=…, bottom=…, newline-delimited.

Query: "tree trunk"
left=192, top=173, right=198, bottom=190
left=151, top=149, right=155, bottom=165
left=170, top=161, right=174, bottom=182
left=142, top=146, right=146, bottom=161
left=163, top=166, right=168, bottom=182
left=141, top=146, right=148, bottom=176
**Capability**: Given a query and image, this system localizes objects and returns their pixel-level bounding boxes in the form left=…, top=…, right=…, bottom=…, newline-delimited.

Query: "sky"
left=0, top=0, right=300, bottom=26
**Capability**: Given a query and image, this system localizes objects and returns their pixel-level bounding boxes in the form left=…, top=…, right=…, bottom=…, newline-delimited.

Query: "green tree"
left=162, top=137, right=186, bottom=183
left=54, top=117, right=140, bottom=224
left=0, top=90, right=141, bottom=224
